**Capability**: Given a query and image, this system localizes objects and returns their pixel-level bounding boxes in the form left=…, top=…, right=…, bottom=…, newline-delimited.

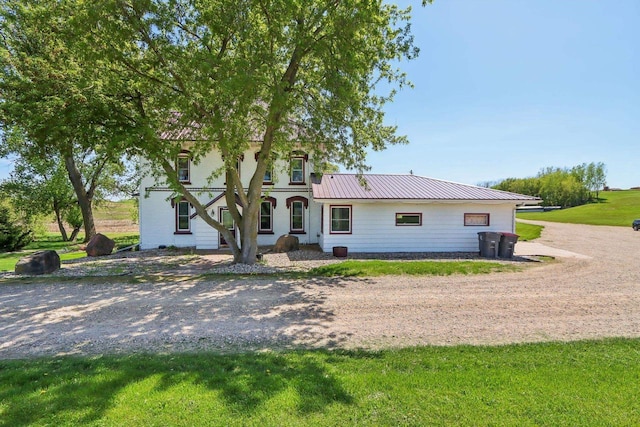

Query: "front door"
left=219, top=207, right=235, bottom=247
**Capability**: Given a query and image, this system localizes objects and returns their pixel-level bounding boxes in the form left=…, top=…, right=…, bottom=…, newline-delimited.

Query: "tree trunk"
left=159, top=158, right=242, bottom=260
left=53, top=203, right=69, bottom=241
left=69, top=227, right=81, bottom=242
left=63, top=153, right=96, bottom=243
left=238, top=199, right=259, bottom=264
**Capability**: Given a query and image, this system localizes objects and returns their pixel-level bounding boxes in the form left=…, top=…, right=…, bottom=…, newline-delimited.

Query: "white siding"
left=194, top=216, right=218, bottom=250
left=319, top=202, right=517, bottom=253
left=252, top=190, right=321, bottom=246
left=138, top=190, right=196, bottom=249
left=139, top=148, right=321, bottom=249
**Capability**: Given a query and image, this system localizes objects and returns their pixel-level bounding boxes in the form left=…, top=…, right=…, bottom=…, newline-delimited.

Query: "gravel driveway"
left=1, top=221, right=639, bottom=359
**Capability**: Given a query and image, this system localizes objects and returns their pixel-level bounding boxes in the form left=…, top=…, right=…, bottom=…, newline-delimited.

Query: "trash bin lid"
left=501, top=232, right=519, bottom=237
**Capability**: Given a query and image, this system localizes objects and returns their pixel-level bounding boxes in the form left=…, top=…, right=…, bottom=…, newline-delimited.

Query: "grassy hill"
left=518, top=190, right=640, bottom=227
left=94, top=199, right=137, bottom=222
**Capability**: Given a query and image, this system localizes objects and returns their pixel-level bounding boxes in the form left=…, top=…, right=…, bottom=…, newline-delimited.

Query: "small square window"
left=396, top=213, right=422, bottom=226
left=464, top=213, right=490, bottom=226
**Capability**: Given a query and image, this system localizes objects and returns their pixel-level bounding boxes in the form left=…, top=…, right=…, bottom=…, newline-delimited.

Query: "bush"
left=0, top=205, right=33, bottom=252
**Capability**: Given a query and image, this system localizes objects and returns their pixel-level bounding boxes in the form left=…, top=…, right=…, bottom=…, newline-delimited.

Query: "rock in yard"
left=15, top=250, right=61, bottom=275
left=86, top=233, right=115, bottom=257
left=273, top=234, right=299, bottom=253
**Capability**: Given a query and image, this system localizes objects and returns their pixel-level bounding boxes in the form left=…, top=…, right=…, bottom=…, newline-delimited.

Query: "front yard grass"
left=515, top=222, right=544, bottom=241
left=309, top=260, right=520, bottom=277
left=0, top=338, right=638, bottom=426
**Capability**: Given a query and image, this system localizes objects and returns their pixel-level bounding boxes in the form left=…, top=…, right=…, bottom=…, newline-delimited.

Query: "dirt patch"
left=1, top=222, right=639, bottom=358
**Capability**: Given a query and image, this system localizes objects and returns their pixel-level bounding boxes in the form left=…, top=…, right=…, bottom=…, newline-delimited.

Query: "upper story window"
left=263, top=166, right=273, bottom=184
left=232, top=156, right=242, bottom=179
left=223, top=155, right=243, bottom=184
left=255, top=151, right=273, bottom=184
left=175, top=200, right=191, bottom=233
left=330, top=205, right=352, bottom=234
left=177, top=152, right=190, bottom=183
left=290, top=156, right=305, bottom=184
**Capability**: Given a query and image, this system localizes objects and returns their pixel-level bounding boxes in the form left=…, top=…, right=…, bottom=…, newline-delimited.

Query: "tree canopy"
left=0, top=0, right=138, bottom=241
left=82, top=0, right=419, bottom=263
left=493, top=162, right=607, bottom=208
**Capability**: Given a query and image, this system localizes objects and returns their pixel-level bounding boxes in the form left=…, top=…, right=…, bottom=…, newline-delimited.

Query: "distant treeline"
left=491, top=162, right=607, bottom=208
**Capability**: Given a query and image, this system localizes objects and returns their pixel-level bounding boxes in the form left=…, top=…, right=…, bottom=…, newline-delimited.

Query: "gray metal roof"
left=312, top=174, right=541, bottom=202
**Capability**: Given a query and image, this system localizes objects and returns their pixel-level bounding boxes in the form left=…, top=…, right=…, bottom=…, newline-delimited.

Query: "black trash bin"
left=478, top=232, right=501, bottom=258
left=498, top=232, right=519, bottom=259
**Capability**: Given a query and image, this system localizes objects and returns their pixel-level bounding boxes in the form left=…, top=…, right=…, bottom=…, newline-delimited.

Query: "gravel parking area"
left=1, top=221, right=639, bottom=358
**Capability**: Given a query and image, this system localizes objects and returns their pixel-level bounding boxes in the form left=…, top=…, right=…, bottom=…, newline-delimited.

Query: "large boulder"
left=15, top=250, right=61, bottom=275
left=86, top=233, right=115, bottom=257
left=272, top=234, right=299, bottom=253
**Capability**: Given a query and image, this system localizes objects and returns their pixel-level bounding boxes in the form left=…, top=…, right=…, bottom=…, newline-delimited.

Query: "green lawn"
left=94, top=199, right=137, bottom=222
left=515, top=222, right=543, bottom=241
left=518, top=190, right=640, bottom=226
left=0, top=339, right=638, bottom=426
left=309, top=260, right=519, bottom=277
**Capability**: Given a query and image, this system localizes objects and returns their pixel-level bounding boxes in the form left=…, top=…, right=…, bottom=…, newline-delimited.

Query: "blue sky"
left=365, top=0, right=639, bottom=188
left=1, top=1, right=638, bottom=188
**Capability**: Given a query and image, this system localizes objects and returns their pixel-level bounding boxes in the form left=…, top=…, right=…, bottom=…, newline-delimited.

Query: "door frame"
left=218, top=207, right=236, bottom=247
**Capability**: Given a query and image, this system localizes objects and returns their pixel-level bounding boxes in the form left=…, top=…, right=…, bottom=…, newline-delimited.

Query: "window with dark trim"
left=175, top=200, right=191, bottom=233
left=223, top=155, right=243, bottom=185
left=330, top=205, right=352, bottom=234
left=290, top=157, right=305, bottom=184
left=235, top=157, right=241, bottom=180
left=177, top=153, right=190, bottom=183
left=259, top=200, right=274, bottom=234
left=263, top=166, right=273, bottom=184
left=290, top=201, right=304, bottom=233
left=396, top=213, right=422, bottom=226
left=255, top=151, right=273, bottom=184
left=464, top=213, right=490, bottom=226
left=286, top=196, right=307, bottom=234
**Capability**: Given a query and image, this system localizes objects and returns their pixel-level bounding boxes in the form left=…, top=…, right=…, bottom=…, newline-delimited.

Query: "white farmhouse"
left=139, top=149, right=540, bottom=252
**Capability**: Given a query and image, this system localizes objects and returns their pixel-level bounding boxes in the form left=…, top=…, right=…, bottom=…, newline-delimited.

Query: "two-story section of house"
left=138, top=147, right=322, bottom=250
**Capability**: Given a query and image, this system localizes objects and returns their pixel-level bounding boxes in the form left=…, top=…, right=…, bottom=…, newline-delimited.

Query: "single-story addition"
left=312, top=174, right=541, bottom=253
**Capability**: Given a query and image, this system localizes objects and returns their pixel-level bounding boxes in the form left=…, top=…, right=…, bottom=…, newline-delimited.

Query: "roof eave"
left=312, top=197, right=542, bottom=204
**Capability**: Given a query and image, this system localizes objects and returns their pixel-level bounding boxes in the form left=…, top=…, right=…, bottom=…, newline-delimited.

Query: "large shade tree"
left=84, top=0, right=420, bottom=264
left=0, top=0, right=137, bottom=242
left=0, top=129, right=133, bottom=241
left=0, top=140, right=81, bottom=241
